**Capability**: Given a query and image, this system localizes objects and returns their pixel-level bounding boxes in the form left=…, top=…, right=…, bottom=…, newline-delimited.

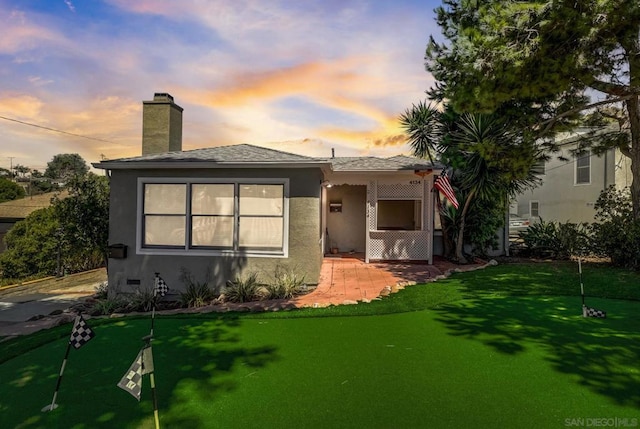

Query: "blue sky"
left=1, top=0, right=441, bottom=171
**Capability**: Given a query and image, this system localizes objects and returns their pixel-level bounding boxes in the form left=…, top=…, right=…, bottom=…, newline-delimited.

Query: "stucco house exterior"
left=512, top=127, right=632, bottom=225
left=93, top=93, right=446, bottom=292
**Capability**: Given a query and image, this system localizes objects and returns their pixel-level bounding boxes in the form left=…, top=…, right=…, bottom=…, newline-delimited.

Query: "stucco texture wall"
left=106, top=167, right=323, bottom=293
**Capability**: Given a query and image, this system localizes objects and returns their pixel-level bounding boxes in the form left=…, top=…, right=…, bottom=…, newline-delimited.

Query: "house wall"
left=515, top=146, right=616, bottom=224
left=325, top=185, right=366, bottom=253
left=106, top=167, right=323, bottom=293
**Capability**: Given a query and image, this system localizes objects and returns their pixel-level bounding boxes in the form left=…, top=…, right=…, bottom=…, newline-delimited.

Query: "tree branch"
left=537, top=95, right=635, bottom=137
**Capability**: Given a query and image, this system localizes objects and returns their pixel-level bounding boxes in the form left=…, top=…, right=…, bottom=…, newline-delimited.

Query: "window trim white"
left=136, top=177, right=289, bottom=258
left=575, top=151, right=591, bottom=185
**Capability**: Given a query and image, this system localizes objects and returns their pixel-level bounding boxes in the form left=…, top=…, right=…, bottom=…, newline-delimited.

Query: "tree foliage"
left=0, top=178, right=26, bottom=203
left=0, top=207, right=60, bottom=278
left=400, top=103, right=541, bottom=262
left=44, top=153, right=89, bottom=184
left=426, top=0, right=640, bottom=219
left=53, top=173, right=110, bottom=269
left=0, top=173, right=109, bottom=279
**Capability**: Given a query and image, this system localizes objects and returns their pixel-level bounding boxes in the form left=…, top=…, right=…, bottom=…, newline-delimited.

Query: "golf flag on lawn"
left=118, top=345, right=155, bottom=401
left=69, top=314, right=95, bottom=349
left=154, top=273, right=168, bottom=297
left=434, top=172, right=459, bottom=209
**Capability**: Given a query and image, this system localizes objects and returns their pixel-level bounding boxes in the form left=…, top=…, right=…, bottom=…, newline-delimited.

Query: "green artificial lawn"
left=2, top=261, right=640, bottom=428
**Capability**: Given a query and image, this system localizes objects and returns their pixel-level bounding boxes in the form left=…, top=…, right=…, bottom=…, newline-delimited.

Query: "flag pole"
left=151, top=273, right=159, bottom=337
left=142, top=334, right=160, bottom=429
left=578, top=257, right=585, bottom=308
left=42, top=339, right=72, bottom=412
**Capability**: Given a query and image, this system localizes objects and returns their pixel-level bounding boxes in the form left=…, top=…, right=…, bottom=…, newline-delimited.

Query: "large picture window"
left=140, top=179, right=288, bottom=255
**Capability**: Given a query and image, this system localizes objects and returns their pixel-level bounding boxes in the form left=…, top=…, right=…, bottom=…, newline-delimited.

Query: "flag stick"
left=42, top=337, right=72, bottom=412
left=142, top=334, right=160, bottom=429
left=150, top=372, right=160, bottom=429
left=578, top=257, right=585, bottom=308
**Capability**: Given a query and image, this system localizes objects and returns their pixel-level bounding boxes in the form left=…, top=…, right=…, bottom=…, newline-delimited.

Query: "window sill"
left=137, top=247, right=288, bottom=258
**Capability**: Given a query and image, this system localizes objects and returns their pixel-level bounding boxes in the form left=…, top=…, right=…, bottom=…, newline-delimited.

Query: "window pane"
left=577, top=167, right=590, bottom=184
left=145, top=215, right=185, bottom=246
left=192, top=184, right=234, bottom=215
left=239, top=184, right=283, bottom=216
left=145, top=184, right=186, bottom=214
left=576, top=153, right=590, bottom=168
left=239, top=217, right=283, bottom=248
left=377, top=200, right=421, bottom=230
left=531, top=202, right=539, bottom=217
left=191, top=216, right=234, bottom=247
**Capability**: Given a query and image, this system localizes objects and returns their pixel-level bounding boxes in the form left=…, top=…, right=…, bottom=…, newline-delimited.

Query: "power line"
left=0, top=115, right=114, bottom=143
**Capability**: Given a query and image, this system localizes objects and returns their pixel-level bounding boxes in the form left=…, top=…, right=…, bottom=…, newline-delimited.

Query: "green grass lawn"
left=2, top=261, right=639, bottom=428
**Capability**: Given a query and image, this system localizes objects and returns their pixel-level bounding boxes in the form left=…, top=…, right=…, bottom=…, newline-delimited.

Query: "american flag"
left=434, top=172, right=459, bottom=209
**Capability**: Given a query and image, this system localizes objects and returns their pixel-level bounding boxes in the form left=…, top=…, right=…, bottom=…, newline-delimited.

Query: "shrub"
left=591, top=186, right=640, bottom=270
left=94, top=281, right=109, bottom=300
left=91, top=297, right=125, bottom=315
left=225, top=273, right=261, bottom=303
left=179, top=268, right=215, bottom=308
left=127, top=287, right=158, bottom=312
left=519, top=219, right=591, bottom=259
left=265, top=266, right=305, bottom=300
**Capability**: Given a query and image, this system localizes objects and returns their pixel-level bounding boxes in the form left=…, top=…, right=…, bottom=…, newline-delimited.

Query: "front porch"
left=291, top=254, right=486, bottom=308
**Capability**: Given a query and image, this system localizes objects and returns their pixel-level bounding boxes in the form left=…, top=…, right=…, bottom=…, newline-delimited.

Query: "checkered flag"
left=118, top=350, right=144, bottom=401
left=69, top=314, right=95, bottom=349
left=154, top=273, right=168, bottom=297
left=583, top=305, right=607, bottom=318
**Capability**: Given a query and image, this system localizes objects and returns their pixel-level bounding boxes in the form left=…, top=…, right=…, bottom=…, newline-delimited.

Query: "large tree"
left=44, top=153, right=89, bottom=184
left=401, top=103, right=540, bottom=262
left=426, top=0, right=640, bottom=219
left=53, top=173, right=110, bottom=269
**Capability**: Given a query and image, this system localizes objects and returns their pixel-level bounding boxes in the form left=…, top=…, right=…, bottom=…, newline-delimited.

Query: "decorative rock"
left=488, top=259, right=498, bottom=266
left=360, top=298, right=371, bottom=304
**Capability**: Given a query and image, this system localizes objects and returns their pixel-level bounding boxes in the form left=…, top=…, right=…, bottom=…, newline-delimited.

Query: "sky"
left=0, top=0, right=441, bottom=173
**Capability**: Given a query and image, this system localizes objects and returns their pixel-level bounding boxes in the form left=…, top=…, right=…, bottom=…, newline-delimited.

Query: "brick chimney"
left=142, top=93, right=183, bottom=155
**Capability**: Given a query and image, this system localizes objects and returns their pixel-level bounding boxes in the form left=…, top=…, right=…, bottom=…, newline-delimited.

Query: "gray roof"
left=329, top=156, right=440, bottom=171
left=98, top=144, right=323, bottom=165
left=94, top=143, right=440, bottom=172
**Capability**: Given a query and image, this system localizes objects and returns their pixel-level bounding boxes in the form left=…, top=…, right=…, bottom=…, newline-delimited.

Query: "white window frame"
left=530, top=200, right=539, bottom=218
left=137, top=177, right=289, bottom=258
left=575, top=151, right=591, bottom=185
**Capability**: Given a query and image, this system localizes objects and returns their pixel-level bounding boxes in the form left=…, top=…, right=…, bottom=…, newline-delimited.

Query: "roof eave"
left=92, top=161, right=331, bottom=170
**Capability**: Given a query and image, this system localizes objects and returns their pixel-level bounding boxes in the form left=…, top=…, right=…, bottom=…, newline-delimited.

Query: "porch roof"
left=328, top=155, right=442, bottom=172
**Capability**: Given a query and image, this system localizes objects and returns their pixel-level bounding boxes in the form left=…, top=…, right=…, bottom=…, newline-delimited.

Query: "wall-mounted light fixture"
left=321, top=180, right=333, bottom=188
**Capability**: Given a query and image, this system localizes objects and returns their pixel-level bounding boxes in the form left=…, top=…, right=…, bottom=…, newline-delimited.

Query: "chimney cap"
left=153, top=93, right=174, bottom=102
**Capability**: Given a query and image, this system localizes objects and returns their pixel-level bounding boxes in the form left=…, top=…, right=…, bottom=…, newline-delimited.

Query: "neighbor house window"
left=140, top=179, right=288, bottom=255
left=530, top=201, right=539, bottom=218
left=376, top=200, right=422, bottom=230
left=576, top=151, right=591, bottom=185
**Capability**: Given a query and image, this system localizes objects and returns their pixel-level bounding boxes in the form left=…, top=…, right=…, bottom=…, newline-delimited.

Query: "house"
left=0, top=191, right=67, bottom=253
left=512, top=127, right=632, bottom=225
left=93, top=93, right=448, bottom=292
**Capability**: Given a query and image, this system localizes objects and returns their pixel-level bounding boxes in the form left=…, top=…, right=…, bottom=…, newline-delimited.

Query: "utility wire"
left=0, top=115, right=114, bottom=143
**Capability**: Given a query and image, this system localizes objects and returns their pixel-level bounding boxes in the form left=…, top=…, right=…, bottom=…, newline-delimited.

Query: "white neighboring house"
left=513, top=127, right=632, bottom=227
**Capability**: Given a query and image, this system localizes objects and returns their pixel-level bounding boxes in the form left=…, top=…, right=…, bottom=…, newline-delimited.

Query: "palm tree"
left=401, top=102, right=541, bottom=263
